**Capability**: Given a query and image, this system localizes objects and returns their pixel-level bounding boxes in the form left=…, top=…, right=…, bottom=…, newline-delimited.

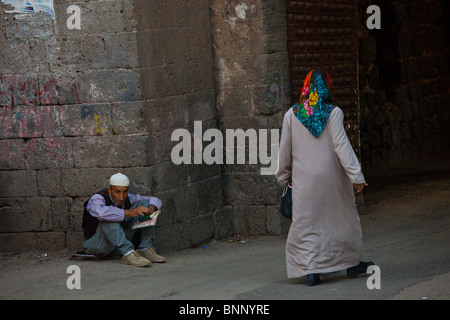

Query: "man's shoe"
left=307, top=274, right=321, bottom=286
left=122, top=251, right=151, bottom=267
left=138, top=247, right=166, bottom=263
left=347, top=261, right=375, bottom=278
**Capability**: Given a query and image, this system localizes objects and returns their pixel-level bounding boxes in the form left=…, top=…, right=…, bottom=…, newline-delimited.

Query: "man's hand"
left=148, top=205, right=157, bottom=214
left=124, top=206, right=152, bottom=218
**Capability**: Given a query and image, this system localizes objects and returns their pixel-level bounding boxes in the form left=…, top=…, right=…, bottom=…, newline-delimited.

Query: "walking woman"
left=275, top=69, right=373, bottom=286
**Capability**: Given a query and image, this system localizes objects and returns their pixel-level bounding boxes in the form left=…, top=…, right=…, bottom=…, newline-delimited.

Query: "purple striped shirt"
left=86, top=193, right=162, bottom=222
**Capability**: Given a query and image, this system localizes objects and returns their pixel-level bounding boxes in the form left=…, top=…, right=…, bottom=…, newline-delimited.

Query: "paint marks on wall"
left=0, top=75, right=81, bottom=108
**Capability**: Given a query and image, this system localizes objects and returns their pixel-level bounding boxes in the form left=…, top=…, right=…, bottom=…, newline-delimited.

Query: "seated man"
left=82, top=173, right=166, bottom=267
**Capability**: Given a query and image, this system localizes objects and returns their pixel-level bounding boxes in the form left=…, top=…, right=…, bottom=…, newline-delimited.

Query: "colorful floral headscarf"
left=292, top=69, right=335, bottom=138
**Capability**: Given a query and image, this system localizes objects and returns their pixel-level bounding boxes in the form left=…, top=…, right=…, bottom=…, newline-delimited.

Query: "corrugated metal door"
left=286, top=0, right=360, bottom=153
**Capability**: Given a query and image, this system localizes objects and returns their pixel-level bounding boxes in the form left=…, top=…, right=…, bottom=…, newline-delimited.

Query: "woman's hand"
left=353, top=183, right=368, bottom=193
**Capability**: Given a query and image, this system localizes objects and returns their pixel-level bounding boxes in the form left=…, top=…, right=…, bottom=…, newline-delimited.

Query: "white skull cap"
left=109, top=173, right=130, bottom=187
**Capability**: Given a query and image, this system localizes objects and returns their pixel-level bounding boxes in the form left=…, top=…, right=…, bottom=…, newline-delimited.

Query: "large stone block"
left=36, top=232, right=65, bottom=251
left=3, top=12, right=53, bottom=39
left=0, top=139, right=26, bottom=169
left=0, top=74, right=82, bottom=108
left=38, top=74, right=83, bottom=106
left=70, top=196, right=89, bottom=231
left=28, top=39, right=50, bottom=73
left=37, top=169, right=62, bottom=197
left=197, top=176, right=223, bottom=215
left=187, top=213, right=215, bottom=247
left=186, top=90, right=217, bottom=122
left=189, top=58, right=215, bottom=92
left=60, top=104, right=112, bottom=137
left=224, top=173, right=280, bottom=206
left=50, top=197, right=72, bottom=231
left=151, top=188, right=180, bottom=226
left=0, top=105, right=64, bottom=139
left=252, top=82, right=290, bottom=115
left=217, top=86, right=254, bottom=117
left=190, top=25, right=214, bottom=62
left=0, top=197, right=51, bottom=232
left=47, top=35, right=107, bottom=71
left=147, top=161, right=190, bottom=193
left=266, top=205, right=290, bottom=235
left=0, top=170, right=38, bottom=197
left=76, top=70, right=140, bottom=104
left=143, top=96, right=189, bottom=133
left=137, top=28, right=182, bottom=66
left=213, top=206, right=234, bottom=240
left=233, top=205, right=267, bottom=235
left=22, top=137, right=74, bottom=169
left=72, top=135, right=148, bottom=168
left=0, top=233, right=36, bottom=252
left=66, top=231, right=84, bottom=250
left=104, top=32, right=139, bottom=69
left=1, top=39, right=30, bottom=74
left=146, top=127, right=180, bottom=164
left=120, top=167, right=154, bottom=195
left=187, top=163, right=222, bottom=185
left=153, top=178, right=221, bottom=229
left=62, top=168, right=117, bottom=197
left=153, top=222, right=187, bottom=252
left=111, top=101, right=146, bottom=135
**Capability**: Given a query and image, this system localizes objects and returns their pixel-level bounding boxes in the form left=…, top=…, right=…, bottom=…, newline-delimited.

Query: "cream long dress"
left=275, top=106, right=366, bottom=278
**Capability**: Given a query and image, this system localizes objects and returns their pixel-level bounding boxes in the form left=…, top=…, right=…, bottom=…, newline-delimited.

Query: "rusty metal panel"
left=286, top=0, right=360, bottom=151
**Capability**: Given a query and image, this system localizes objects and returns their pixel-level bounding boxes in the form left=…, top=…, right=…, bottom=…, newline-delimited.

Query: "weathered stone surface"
left=72, top=135, right=148, bottom=168
left=104, top=33, right=139, bottom=69
left=0, top=197, right=52, bottom=232
left=61, top=168, right=117, bottom=197
left=266, top=205, right=290, bottom=235
left=233, top=206, right=267, bottom=236
left=213, top=206, right=234, bottom=240
left=50, top=197, right=72, bottom=231
left=36, top=232, right=66, bottom=251
left=0, top=233, right=36, bottom=252
left=0, top=170, right=38, bottom=198
left=47, top=35, right=107, bottom=71
left=224, top=174, right=280, bottom=206
left=37, top=169, right=62, bottom=197
left=359, top=0, right=449, bottom=170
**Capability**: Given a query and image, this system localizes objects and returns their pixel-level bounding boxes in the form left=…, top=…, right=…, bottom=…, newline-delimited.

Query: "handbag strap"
left=282, top=183, right=292, bottom=197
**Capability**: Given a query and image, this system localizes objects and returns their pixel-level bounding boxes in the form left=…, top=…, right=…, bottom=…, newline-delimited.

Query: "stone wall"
left=133, top=0, right=232, bottom=251
left=210, top=0, right=291, bottom=236
left=0, top=0, right=232, bottom=252
left=0, top=0, right=142, bottom=252
left=358, top=0, right=450, bottom=170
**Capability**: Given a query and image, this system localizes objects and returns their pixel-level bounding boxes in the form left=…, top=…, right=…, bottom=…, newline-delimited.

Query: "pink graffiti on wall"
left=0, top=75, right=81, bottom=108
left=0, top=105, right=65, bottom=139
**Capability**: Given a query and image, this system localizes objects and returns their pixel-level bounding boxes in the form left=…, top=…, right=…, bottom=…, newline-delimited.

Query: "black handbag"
left=280, top=183, right=292, bottom=219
